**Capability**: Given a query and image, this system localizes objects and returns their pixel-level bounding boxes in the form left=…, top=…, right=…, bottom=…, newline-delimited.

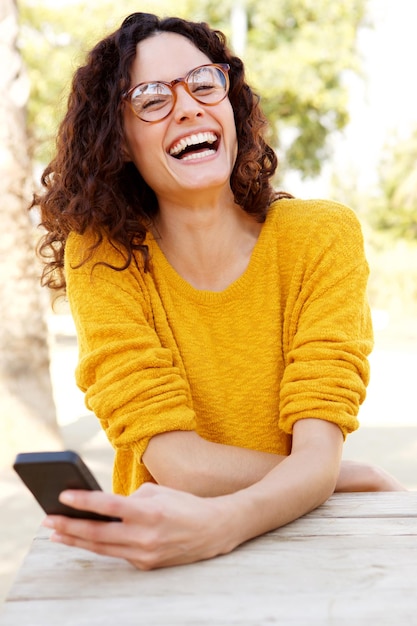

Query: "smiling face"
left=122, top=32, right=238, bottom=209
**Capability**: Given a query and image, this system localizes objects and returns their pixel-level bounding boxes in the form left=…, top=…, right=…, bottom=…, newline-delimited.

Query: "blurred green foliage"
left=19, top=0, right=179, bottom=162
left=327, top=129, right=417, bottom=314
left=366, top=231, right=417, bottom=317
left=369, top=129, right=417, bottom=240
left=187, top=0, right=368, bottom=177
left=19, top=0, right=368, bottom=177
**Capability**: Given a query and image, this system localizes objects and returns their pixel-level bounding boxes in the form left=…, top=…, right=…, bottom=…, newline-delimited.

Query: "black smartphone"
left=13, top=450, right=120, bottom=522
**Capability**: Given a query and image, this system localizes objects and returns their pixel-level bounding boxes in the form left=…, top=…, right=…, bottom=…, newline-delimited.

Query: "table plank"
left=6, top=532, right=417, bottom=598
left=2, top=591, right=417, bottom=626
left=309, top=491, right=417, bottom=518
left=1, top=492, right=416, bottom=626
left=3, top=534, right=417, bottom=626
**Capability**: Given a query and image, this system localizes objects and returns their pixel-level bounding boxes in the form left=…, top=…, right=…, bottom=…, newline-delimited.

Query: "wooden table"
left=1, top=492, right=416, bottom=625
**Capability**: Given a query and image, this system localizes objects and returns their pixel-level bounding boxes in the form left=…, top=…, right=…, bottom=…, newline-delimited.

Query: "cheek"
left=123, top=126, right=159, bottom=175
left=129, top=139, right=168, bottom=191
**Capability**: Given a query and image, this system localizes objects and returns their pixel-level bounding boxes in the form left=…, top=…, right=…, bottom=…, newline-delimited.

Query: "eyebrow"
left=130, top=63, right=212, bottom=87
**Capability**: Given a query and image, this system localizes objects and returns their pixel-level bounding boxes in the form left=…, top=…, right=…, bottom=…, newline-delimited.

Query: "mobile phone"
left=13, top=450, right=120, bottom=522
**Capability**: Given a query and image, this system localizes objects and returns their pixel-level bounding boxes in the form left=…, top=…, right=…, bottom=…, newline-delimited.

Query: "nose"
left=172, top=84, right=204, bottom=122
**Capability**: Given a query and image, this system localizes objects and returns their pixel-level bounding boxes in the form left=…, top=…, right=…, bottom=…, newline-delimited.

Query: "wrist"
left=205, top=492, right=251, bottom=556
left=207, top=488, right=260, bottom=554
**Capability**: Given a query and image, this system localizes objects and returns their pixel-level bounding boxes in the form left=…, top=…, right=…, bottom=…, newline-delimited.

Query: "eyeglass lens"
left=129, top=65, right=229, bottom=122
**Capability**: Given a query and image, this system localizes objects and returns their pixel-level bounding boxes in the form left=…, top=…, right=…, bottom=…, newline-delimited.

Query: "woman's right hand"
left=43, top=483, right=238, bottom=570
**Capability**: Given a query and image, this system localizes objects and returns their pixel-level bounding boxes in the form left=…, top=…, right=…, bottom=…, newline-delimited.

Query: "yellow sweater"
left=65, top=199, right=373, bottom=495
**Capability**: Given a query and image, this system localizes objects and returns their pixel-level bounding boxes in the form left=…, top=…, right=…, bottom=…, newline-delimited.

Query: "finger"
left=48, top=525, right=168, bottom=571
left=43, top=509, right=158, bottom=551
left=48, top=530, right=143, bottom=565
left=49, top=528, right=204, bottom=571
left=58, top=490, right=130, bottom=520
left=59, top=488, right=165, bottom=523
left=43, top=514, right=121, bottom=544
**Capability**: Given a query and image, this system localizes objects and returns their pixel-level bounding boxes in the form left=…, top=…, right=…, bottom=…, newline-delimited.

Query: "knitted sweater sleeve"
left=277, top=201, right=373, bottom=437
left=64, top=232, right=196, bottom=465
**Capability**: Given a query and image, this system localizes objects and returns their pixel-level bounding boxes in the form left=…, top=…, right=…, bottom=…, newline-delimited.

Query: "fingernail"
left=59, top=491, right=74, bottom=504
left=42, top=518, right=55, bottom=529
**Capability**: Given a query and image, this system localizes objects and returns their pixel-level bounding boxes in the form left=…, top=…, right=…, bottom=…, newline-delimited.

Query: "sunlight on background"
left=338, top=0, right=417, bottom=190
left=290, top=0, right=417, bottom=196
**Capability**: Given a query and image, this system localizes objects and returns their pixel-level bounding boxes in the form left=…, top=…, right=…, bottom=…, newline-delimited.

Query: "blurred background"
left=1, top=0, right=416, bottom=606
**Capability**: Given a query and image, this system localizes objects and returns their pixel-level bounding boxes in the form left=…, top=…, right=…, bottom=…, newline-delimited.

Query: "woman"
left=34, top=13, right=404, bottom=570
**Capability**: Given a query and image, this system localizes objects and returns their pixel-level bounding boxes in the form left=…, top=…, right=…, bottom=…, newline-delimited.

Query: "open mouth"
left=169, top=131, right=219, bottom=161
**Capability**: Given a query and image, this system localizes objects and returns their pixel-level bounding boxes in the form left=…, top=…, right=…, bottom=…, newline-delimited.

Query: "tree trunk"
left=0, top=0, right=62, bottom=468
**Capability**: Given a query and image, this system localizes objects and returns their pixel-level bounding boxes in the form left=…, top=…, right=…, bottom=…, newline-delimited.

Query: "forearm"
left=216, top=420, right=343, bottom=550
left=226, top=452, right=337, bottom=548
left=142, top=430, right=286, bottom=496
left=143, top=429, right=404, bottom=497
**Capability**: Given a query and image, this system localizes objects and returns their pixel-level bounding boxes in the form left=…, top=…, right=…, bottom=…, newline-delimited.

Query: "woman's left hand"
left=42, top=483, right=236, bottom=570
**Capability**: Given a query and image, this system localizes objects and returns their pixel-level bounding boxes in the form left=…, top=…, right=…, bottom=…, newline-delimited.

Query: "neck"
left=151, top=197, right=262, bottom=291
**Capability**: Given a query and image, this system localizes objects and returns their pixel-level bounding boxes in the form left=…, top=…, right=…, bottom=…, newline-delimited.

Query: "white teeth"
left=169, top=132, right=217, bottom=156
left=181, top=149, right=216, bottom=162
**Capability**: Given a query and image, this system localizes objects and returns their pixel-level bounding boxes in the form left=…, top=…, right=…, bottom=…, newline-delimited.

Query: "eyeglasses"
left=123, top=63, right=230, bottom=123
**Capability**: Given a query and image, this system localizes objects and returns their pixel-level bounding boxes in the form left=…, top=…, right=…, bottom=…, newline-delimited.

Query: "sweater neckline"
left=147, top=204, right=277, bottom=305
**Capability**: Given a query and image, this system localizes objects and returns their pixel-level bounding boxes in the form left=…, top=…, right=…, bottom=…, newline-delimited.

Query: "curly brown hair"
left=32, top=12, right=291, bottom=291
